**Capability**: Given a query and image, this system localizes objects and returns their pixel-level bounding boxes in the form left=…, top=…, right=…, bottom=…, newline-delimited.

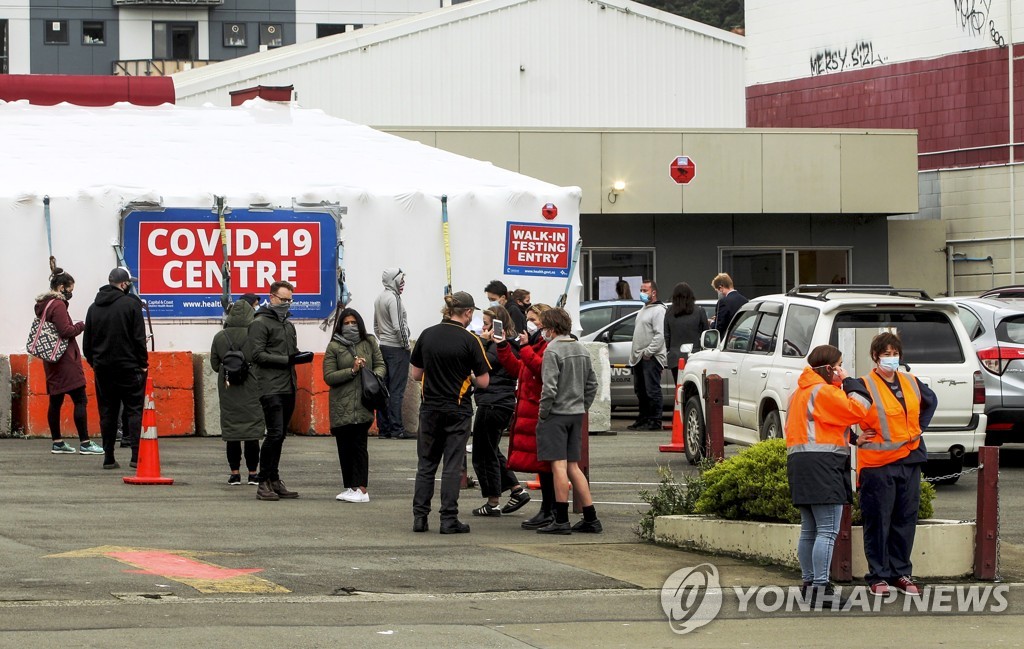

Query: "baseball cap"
left=449, top=291, right=479, bottom=310
left=108, top=267, right=138, bottom=283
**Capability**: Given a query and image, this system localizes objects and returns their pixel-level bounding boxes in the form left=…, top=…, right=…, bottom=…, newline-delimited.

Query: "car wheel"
left=923, top=459, right=962, bottom=486
left=684, top=396, right=707, bottom=465
left=760, top=410, right=782, bottom=441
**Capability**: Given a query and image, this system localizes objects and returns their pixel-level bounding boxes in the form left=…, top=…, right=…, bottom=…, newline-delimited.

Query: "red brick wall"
left=747, top=47, right=1024, bottom=170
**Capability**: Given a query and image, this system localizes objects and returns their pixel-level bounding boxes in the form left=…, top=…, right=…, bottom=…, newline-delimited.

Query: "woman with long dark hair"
left=323, top=307, right=386, bottom=503
left=663, top=282, right=708, bottom=383
left=36, top=267, right=103, bottom=455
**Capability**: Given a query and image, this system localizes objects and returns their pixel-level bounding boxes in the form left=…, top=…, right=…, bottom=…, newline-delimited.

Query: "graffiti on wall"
left=953, top=0, right=1007, bottom=48
left=809, top=41, right=887, bottom=76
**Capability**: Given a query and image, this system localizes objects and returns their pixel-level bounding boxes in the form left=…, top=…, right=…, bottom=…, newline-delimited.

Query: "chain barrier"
left=921, top=463, right=983, bottom=484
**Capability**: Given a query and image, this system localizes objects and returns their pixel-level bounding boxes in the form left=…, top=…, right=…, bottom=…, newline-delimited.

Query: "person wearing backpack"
left=210, top=297, right=265, bottom=486
left=323, top=307, right=385, bottom=503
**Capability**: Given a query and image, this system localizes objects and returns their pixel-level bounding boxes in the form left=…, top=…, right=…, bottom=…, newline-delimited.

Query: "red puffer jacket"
left=33, top=293, right=86, bottom=395
left=497, top=338, right=549, bottom=473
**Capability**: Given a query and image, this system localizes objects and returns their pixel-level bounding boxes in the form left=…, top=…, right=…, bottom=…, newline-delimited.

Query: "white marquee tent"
left=0, top=99, right=581, bottom=355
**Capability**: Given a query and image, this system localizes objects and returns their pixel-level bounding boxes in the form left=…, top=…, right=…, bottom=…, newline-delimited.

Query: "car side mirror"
left=701, top=329, right=720, bottom=350
left=599, top=330, right=611, bottom=344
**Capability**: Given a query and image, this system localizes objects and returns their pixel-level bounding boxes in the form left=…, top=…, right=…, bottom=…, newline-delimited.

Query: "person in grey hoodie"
left=373, top=268, right=412, bottom=439
left=534, top=308, right=600, bottom=535
left=628, top=279, right=668, bottom=432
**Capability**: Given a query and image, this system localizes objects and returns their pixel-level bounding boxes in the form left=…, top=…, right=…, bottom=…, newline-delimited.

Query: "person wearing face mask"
left=374, top=268, right=412, bottom=440
left=496, top=303, right=558, bottom=527
left=83, top=267, right=149, bottom=469
left=485, top=279, right=528, bottom=333
left=511, top=289, right=532, bottom=313
left=36, top=267, right=103, bottom=456
left=247, top=280, right=314, bottom=501
left=627, top=279, right=668, bottom=431
left=324, top=307, right=385, bottom=503
left=854, top=332, right=937, bottom=598
left=409, top=291, right=491, bottom=534
left=785, top=344, right=873, bottom=608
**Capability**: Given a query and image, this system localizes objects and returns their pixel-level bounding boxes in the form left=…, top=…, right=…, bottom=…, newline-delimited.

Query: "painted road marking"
left=47, top=545, right=289, bottom=594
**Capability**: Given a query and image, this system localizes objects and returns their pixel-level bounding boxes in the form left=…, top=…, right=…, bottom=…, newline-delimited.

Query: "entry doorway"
left=581, top=247, right=655, bottom=301
left=153, top=22, right=198, bottom=60
left=720, top=247, right=851, bottom=298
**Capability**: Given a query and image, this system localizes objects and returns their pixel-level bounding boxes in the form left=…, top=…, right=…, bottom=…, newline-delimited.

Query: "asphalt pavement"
left=3, top=417, right=1024, bottom=648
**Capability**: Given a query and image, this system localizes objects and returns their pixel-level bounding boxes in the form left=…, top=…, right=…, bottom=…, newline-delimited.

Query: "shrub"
left=689, top=439, right=935, bottom=525
left=635, top=464, right=707, bottom=541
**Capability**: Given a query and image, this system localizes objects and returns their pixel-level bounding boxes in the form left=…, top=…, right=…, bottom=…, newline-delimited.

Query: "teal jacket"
left=210, top=299, right=265, bottom=442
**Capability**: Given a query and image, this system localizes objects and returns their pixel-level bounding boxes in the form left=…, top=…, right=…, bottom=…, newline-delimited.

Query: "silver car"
left=945, top=296, right=1024, bottom=444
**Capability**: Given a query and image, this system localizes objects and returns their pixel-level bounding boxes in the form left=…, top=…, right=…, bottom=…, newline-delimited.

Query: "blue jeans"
left=797, top=504, right=843, bottom=585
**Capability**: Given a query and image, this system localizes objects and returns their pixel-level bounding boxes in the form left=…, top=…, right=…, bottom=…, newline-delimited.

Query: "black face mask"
left=60, top=288, right=73, bottom=301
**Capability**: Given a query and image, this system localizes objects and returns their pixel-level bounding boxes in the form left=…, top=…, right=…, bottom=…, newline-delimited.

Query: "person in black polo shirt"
left=410, top=291, right=491, bottom=534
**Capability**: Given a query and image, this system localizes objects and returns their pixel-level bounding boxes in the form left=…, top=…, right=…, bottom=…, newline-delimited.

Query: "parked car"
left=942, top=296, right=1024, bottom=445
left=680, top=285, right=987, bottom=484
left=979, top=285, right=1024, bottom=299
left=580, top=300, right=644, bottom=336
left=581, top=309, right=675, bottom=409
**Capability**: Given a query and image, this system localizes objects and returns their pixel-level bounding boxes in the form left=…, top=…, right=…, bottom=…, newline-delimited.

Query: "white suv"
left=680, top=286, right=987, bottom=484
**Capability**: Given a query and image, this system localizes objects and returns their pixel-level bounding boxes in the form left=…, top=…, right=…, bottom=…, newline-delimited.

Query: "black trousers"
left=413, top=409, right=472, bottom=522
left=94, top=367, right=145, bottom=463
left=860, top=462, right=921, bottom=582
left=471, top=405, right=518, bottom=498
left=632, top=358, right=664, bottom=422
left=226, top=440, right=261, bottom=472
left=376, top=345, right=411, bottom=436
left=333, top=421, right=372, bottom=488
left=257, top=392, right=296, bottom=482
left=48, top=385, right=89, bottom=442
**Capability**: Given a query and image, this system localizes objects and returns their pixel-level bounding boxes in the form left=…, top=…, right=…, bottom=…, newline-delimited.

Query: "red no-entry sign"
left=670, top=156, right=696, bottom=184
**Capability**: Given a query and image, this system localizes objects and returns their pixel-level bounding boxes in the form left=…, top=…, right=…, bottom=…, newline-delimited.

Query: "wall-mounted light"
left=608, top=180, right=626, bottom=204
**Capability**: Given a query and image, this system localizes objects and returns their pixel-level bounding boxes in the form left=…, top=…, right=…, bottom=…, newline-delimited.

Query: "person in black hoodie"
left=470, top=305, right=530, bottom=517
left=83, top=267, right=148, bottom=470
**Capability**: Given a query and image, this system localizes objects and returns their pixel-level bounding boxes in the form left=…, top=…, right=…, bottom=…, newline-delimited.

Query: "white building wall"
left=118, top=7, right=210, bottom=60
left=175, top=0, right=745, bottom=129
left=746, top=0, right=1020, bottom=85
left=293, top=0, right=440, bottom=42
left=2, top=0, right=31, bottom=74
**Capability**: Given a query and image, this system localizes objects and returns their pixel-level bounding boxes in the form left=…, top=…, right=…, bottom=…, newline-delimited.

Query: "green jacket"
left=246, top=304, right=299, bottom=396
left=210, top=299, right=265, bottom=442
left=323, top=334, right=386, bottom=428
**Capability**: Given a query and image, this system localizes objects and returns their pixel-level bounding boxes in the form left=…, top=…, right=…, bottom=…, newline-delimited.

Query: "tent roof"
left=0, top=99, right=568, bottom=200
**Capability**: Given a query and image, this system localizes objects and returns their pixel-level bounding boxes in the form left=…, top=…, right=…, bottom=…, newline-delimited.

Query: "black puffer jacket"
left=246, top=304, right=299, bottom=396
left=83, top=285, right=148, bottom=371
left=474, top=338, right=517, bottom=410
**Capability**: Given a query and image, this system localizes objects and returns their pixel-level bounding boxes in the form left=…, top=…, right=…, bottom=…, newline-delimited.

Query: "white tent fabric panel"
left=0, top=100, right=582, bottom=355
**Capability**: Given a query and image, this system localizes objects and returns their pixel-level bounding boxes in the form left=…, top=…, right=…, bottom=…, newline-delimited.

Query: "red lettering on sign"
left=137, top=222, right=321, bottom=294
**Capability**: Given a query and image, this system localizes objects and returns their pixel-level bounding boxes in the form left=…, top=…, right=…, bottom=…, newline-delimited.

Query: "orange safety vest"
left=856, top=370, right=922, bottom=473
left=785, top=367, right=871, bottom=455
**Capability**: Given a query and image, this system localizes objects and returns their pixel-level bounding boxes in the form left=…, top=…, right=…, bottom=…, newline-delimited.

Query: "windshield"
left=829, top=310, right=964, bottom=364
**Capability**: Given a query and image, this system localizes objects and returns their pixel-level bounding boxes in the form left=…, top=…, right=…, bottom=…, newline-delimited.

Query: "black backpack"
left=222, top=335, right=250, bottom=387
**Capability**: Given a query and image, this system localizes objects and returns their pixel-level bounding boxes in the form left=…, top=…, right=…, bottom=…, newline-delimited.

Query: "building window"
left=153, top=22, right=198, bottom=60
left=83, top=21, right=105, bottom=46
left=260, top=23, right=283, bottom=48
left=223, top=22, right=246, bottom=47
left=44, top=20, right=69, bottom=45
left=0, top=20, right=7, bottom=74
left=581, top=248, right=655, bottom=301
left=316, top=24, right=346, bottom=38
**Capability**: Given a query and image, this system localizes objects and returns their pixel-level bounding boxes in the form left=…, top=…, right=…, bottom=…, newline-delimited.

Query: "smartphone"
left=492, top=320, right=504, bottom=339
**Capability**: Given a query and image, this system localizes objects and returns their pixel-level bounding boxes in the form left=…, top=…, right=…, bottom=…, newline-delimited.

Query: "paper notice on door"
left=598, top=276, right=618, bottom=300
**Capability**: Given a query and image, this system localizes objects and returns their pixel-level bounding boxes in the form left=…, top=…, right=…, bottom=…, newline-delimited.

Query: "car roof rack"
left=979, top=285, right=1024, bottom=298
left=786, top=285, right=933, bottom=301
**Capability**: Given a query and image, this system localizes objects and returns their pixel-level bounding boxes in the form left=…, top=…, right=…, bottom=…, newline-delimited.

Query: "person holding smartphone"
left=470, top=306, right=529, bottom=517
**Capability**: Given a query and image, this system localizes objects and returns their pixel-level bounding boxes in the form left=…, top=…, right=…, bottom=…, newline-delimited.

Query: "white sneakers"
left=335, top=488, right=369, bottom=503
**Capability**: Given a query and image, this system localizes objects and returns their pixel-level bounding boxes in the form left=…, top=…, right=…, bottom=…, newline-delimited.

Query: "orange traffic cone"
left=660, top=358, right=686, bottom=453
left=527, top=474, right=541, bottom=489
left=124, top=376, right=174, bottom=485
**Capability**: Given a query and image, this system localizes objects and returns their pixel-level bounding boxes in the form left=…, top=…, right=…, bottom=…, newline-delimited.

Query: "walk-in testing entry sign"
left=504, top=222, right=573, bottom=277
left=123, top=208, right=336, bottom=318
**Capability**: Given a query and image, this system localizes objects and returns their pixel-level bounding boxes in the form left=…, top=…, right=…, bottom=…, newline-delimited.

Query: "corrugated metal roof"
left=174, top=0, right=745, bottom=129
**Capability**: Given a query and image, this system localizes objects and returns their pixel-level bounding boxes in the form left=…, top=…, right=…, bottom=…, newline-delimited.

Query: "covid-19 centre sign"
left=123, top=208, right=337, bottom=319
left=504, top=222, right=573, bottom=278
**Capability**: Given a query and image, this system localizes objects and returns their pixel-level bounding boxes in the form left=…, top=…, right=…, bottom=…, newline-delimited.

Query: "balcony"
left=113, top=1, right=223, bottom=6
left=113, top=59, right=214, bottom=76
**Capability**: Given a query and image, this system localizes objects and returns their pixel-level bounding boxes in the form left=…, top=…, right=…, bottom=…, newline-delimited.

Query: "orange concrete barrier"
left=10, top=352, right=194, bottom=438
left=289, top=351, right=382, bottom=436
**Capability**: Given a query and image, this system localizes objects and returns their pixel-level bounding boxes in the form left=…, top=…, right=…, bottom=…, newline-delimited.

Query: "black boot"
left=521, top=510, right=554, bottom=530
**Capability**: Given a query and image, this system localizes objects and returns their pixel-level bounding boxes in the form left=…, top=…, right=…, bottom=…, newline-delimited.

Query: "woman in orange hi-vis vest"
left=785, top=344, right=873, bottom=608
left=854, top=332, right=937, bottom=599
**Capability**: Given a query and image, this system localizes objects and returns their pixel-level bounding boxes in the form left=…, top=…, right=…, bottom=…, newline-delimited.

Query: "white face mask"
left=526, top=321, right=539, bottom=334
left=541, top=329, right=553, bottom=342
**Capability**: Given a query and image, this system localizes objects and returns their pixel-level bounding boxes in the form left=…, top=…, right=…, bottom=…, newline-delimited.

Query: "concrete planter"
left=655, top=515, right=975, bottom=578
